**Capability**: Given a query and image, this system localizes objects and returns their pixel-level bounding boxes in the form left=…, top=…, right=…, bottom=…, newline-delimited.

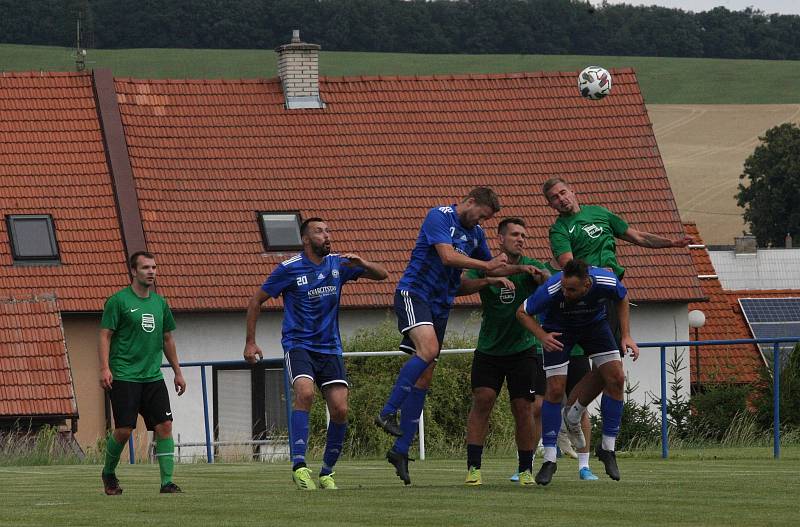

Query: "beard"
left=311, top=241, right=331, bottom=257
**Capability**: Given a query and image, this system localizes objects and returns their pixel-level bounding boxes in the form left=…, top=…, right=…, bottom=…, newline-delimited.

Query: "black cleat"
left=375, top=412, right=403, bottom=437
left=102, top=471, right=123, bottom=495
left=535, top=461, right=558, bottom=486
left=386, top=448, right=413, bottom=485
left=160, top=482, right=183, bottom=493
left=595, top=444, right=620, bottom=481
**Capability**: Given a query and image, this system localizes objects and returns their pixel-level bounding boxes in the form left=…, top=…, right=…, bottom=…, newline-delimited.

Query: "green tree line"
left=2, top=0, right=800, bottom=60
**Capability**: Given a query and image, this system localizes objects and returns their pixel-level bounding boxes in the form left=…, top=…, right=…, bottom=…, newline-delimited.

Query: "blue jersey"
left=522, top=267, right=626, bottom=332
left=262, top=253, right=364, bottom=355
left=397, top=204, right=492, bottom=317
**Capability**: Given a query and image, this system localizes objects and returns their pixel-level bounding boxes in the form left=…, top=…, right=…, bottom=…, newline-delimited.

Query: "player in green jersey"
left=98, top=251, right=186, bottom=495
left=459, top=218, right=548, bottom=486
left=542, top=177, right=693, bottom=455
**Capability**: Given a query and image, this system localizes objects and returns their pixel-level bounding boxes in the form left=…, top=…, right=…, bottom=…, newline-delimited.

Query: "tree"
left=736, top=123, right=800, bottom=247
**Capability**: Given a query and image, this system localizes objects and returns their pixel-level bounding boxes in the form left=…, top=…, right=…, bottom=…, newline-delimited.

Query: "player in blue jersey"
left=375, top=187, right=520, bottom=485
left=516, top=259, right=640, bottom=485
left=243, top=218, right=388, bottom=490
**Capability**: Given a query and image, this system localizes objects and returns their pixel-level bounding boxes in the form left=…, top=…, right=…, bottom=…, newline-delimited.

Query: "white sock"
left=602, top=434, right=616, bottom=451
left=577, top=452, right=590, bottom=470
left=567, top=402, right=586, bottom=425
left=543, top=447, right=557, bottom=463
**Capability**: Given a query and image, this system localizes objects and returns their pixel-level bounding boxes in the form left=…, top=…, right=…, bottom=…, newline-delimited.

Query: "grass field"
left=2, top=44, right=800, bottom=104
left=2, top=448, right=799, bottom=526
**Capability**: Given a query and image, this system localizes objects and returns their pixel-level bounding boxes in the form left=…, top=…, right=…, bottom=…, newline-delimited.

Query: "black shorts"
left=285, top=348, right=348, bottom=389
left=395, top=290, right=448, bottom=355
left=471, top=347, right=537, bottom=401
left=110, top=379, right=173, bottom=431
left=533, top=354, right=591, bottom=396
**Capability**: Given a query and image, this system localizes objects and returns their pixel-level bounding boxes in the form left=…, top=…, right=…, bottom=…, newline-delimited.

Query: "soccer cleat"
left=101, top=471, right=123, bottom=495
left=579, top=467, right=599, bottom=481
left=386, top=448, right=412, bottom=485
left=159, top=482, right=183, bottom=493
left=464, top=466, right=482, bottom=486
left=518, top=469, right=535, bottom=486
left=509, top=471, right=520, bottom=482
left=557, top=427, right=578, bottom=459
left=319, top=472, right=338, bottom=490
left=561, top=407, right=586, bottom=450
left=535, top=461, right=557, bottom=486
left=292, top=466, right=317, bottom=490
left=595, top=444, right=621, bottom=481
left=374, top=412, right=403, bottom=437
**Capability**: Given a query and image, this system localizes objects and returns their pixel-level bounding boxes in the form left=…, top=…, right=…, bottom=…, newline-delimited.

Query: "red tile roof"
left=114, top=69, right=702, bottom=311
left=685, top=223, right=763, bottom=384
left=0, top=72, right=129, bottom=312
left=0, top=295, right=78, bottom=417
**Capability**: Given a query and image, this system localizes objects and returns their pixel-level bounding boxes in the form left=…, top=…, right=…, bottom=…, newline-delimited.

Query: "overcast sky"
left=593, top=1, right=800, bottom=15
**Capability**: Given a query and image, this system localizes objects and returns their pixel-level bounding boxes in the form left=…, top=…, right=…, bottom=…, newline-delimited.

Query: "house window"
left=6, top=214, right=60, bottom=263
left=258, top=212, right=302, bottom=251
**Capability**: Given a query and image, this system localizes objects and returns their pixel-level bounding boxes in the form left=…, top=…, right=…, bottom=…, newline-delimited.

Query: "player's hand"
left=100, top=367, right=113, bottom=390
left=522, top=265, right=549, bottom=283
left=340, top=253, right=364, bottom=267
left=488, top=277, right=514, bottom=290
left=244, top=342, right=263, bottom=364
left=621, top=336, right=639, bottom=361
left=174, top=372, right=187, bottom=396
left=486, top=253, right=508, bottom=273
left=541, top=332, right=564, bottom=353
left=672, top=235, right=695, bottom=248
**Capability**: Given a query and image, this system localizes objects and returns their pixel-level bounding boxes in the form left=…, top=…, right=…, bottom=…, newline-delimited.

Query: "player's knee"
left=329, top=404, right=347, bottom=422
left=510, top=398, right=532, bottom=417
left=604, top=369, right=625, bottom=393
left=471, top=392, right=496, bottom=414
left=294, top=389, right=315, bottom=410
left=155, top=420, right=173, bottom=438
left=113, top=427, right=132, bottom=443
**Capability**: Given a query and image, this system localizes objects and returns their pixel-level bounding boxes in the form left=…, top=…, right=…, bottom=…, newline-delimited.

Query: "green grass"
left=2, top=44, right=800, bottom=104
left=2, top=449, right=799, bottom=526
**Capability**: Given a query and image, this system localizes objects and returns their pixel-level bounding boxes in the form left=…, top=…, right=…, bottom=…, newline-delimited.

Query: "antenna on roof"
left=74, top=16, right=88, bottom=71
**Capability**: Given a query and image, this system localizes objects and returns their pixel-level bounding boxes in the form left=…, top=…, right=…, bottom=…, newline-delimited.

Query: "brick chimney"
left=275, top=30, right=325, bottom=109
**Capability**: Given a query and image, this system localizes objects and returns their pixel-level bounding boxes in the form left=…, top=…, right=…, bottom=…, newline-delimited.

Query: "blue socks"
left=290, top=409, right=309, bottom=470
left=601, top=393, right=623, bottom=439
left=393, top=386, right=427, bottom=455
left=320, top=421, right=347, bottom=476
left=381, top=355, right=429, bottom=417
left=541, top=400, right=562, bottom=448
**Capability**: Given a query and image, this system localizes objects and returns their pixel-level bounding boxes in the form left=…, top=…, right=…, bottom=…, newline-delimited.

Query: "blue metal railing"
left=125, top=337, right=796, bottom=464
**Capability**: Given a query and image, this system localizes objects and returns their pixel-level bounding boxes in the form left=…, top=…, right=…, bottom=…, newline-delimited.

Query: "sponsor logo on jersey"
left=141, top=313, right=155, bottom=333
left=307, top=285, right=338, bottom=298
left=582, top=224, right=604, bottom=239
left=499, top=287, right=515, bottom=304
left=569, top=225, right=576, bottom=233
left=438, top=206, right=454, bottom=214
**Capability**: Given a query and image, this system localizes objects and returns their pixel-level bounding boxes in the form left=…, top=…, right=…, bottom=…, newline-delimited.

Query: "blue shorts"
left=285, top=348, right=348, bottom=389
left=541, top=320, right=619, bottom=373
left=394, top=290, right=448, bottom=355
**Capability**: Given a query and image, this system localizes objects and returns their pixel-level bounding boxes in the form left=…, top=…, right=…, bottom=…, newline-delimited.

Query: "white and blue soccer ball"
left=578, top=66, right=612, bottom=100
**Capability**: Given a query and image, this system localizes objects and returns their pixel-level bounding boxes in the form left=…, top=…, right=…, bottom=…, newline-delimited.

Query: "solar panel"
left=739, top=298, right=800, bottom=367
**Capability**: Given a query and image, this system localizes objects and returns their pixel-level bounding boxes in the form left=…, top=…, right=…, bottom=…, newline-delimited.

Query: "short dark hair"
left=562, top=259, right=589, bottom=280
left=498, top=217, right=525, bottom=234
left=465, top=187, right=500, bottom=213
left=129, top=251, right=155, bottom=270
left=542, top=177, right=568, bottom=198
left=300, top=217, right=324, bottom=237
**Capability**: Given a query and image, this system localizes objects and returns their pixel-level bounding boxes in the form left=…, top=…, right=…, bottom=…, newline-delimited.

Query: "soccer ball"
left=578, top=66, right=612, bottom=100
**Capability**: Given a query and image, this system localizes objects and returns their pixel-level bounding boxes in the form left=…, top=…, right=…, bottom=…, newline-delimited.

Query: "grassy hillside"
left=2, top=44, right=799, bottom=104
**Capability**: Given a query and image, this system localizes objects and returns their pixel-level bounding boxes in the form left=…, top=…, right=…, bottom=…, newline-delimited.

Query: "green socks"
left=155, top=437, right=175, bottom=486
left=102, top=435, right=124, bottom=476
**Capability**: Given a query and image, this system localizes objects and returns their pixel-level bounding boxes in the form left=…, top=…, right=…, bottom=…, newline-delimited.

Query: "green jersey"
left=549, top=205, right=629, bottom=278
left=100, top=286, right=176, bottom=382
left=466, top=255, right=545, bottom=356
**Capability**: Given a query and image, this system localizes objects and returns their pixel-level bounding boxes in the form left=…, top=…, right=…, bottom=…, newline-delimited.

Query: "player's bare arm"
left=435, top=243, right=508, bottom=272
left=340, top=253, right=389, bottom=280
left=98, top=328, right=114, bottom=390
left=457, top=274, right=514, bottom=296
left=616, top=296, right=639, bottom=360
left=243, top=289, right=270, bottom=364
left=516, top=304, right=563, bottom=352
left=619, top=228, right=694, bottom=249
left=162, top=332, right=186, bottom=395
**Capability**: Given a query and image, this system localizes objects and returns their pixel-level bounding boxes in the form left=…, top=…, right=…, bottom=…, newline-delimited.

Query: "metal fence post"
left=283, top=364, right=293, bottom=458
left=200, top=365, right=214, bottom=463
left=128, top=435, right=135, bottom=464
left=773, top=342, right=781, bottom=459
left=660, top=346, right=668, bottom=459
